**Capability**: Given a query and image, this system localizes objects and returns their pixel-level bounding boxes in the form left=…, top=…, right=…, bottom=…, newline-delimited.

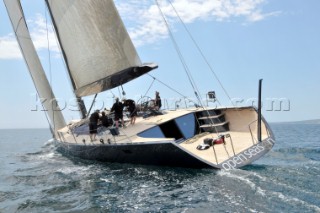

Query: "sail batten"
left=46, top=0, right=156, bottom=97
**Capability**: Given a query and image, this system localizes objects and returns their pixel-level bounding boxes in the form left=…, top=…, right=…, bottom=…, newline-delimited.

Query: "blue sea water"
left=0, top=124, right=319, bottom=212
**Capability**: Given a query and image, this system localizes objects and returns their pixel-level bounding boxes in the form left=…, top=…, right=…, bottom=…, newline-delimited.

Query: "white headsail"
left=4, top=0, right=66, bottom=132
left=45, top=0, right=157, bottom=97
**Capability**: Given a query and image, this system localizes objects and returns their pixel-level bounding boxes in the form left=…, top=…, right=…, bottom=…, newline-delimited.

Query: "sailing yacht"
left=4, top=0, right=275, bottom=169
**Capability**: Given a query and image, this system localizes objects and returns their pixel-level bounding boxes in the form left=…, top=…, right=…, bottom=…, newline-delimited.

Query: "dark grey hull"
left=56, top=141, right=213, bottom=169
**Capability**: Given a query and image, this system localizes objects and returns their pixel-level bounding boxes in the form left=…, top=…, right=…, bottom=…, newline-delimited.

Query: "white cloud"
left=0, top=0, right=280, bottom=60
left=116, top=0, right=281, bottom=46
left=0, top=34, right=22, bottom=59
left=247, top=10, right=281, bottom=22
left=0, top=13, right=59, bottom=60
left=26, top=14, right=60, bottom=54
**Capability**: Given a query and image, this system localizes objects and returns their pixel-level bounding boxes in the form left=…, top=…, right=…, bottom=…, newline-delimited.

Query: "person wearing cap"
left=89, top=109, right=100, bottom=141
left=123, top=98, right=137, bottom=125
left=111, top=97, right=124, bottom=128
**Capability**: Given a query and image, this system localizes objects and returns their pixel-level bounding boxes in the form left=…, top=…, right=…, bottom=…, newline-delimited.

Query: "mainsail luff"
left=45, top=0, right=157, bottom=97
left=4, top=0, right=66, bottom=132
left=44, top=0, right=87, bottom=119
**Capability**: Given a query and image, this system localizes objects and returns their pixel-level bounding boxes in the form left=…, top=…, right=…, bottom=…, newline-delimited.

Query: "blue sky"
left=0, top=0, right=320, bottom=129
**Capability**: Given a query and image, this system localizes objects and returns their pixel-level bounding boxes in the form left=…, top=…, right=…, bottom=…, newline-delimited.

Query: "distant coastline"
left=2, top=119, right=320, bottom=129
left=274, top=119, right=320, bottom=124
left=0, top=128, right=50, bottom=130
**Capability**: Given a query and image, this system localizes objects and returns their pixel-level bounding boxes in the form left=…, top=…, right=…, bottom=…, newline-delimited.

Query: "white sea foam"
left=37, top=152, right=55, bottom=160
left=56, top=166, right=91, bottom=175
left=100, top=178, right=112, bottom=183
left=267, top=175, right=320, bottom=199
left=218, top=170, right=257, bottom=190
left=269, top=191, right=320, bottom=212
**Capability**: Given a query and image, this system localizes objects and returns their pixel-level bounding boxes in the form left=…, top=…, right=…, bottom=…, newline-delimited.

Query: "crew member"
left=123, top=98, right=137, bottom=125
left=89, top=109, right=100, bottom=141
left=155, top=91, right=162, bottom=110
left=111, top=97, right=124, bottom=128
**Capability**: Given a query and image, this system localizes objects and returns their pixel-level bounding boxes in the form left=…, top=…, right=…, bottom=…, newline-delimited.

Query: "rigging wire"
left=117, top=86, right=122, bottom=100
left=44, top=1, right=56, bottom=138
left=109, top=89, right=115, bottom=98
left=155, top=0, right=204, bottom=108
left=167, top=0, right=234, bottom=104
left=155, top=0, right=226, bottom=136
left=87, top=94, right=98, bottom=117
left=120, top=85, right=126, bottom=96
left=143, top=76, right=156, bottom=98
left=147, top=73, right=197, bottom=106
left=167, top=0, right=253, bottom=134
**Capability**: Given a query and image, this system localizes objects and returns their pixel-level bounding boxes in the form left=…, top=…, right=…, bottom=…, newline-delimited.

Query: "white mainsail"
left=4, top=0, right=66, bottom=132
left=46, top=0, right=157, bottom=97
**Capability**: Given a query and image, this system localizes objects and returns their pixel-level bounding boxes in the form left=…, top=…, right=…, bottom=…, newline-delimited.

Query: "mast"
left=4, top=0, right=66, bottom=133
left=258, top=79, right=263, bottom=142
left=44, top=0, right=87, bottom=119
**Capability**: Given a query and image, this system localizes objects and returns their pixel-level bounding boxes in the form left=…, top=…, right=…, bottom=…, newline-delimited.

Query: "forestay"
left=46, top=0, right=157, bottom=97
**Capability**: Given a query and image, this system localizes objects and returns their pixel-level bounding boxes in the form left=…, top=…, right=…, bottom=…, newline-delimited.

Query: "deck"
left=56, top=109, right=194, bottom=145
left=179, top=131, right=269, bottom=165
